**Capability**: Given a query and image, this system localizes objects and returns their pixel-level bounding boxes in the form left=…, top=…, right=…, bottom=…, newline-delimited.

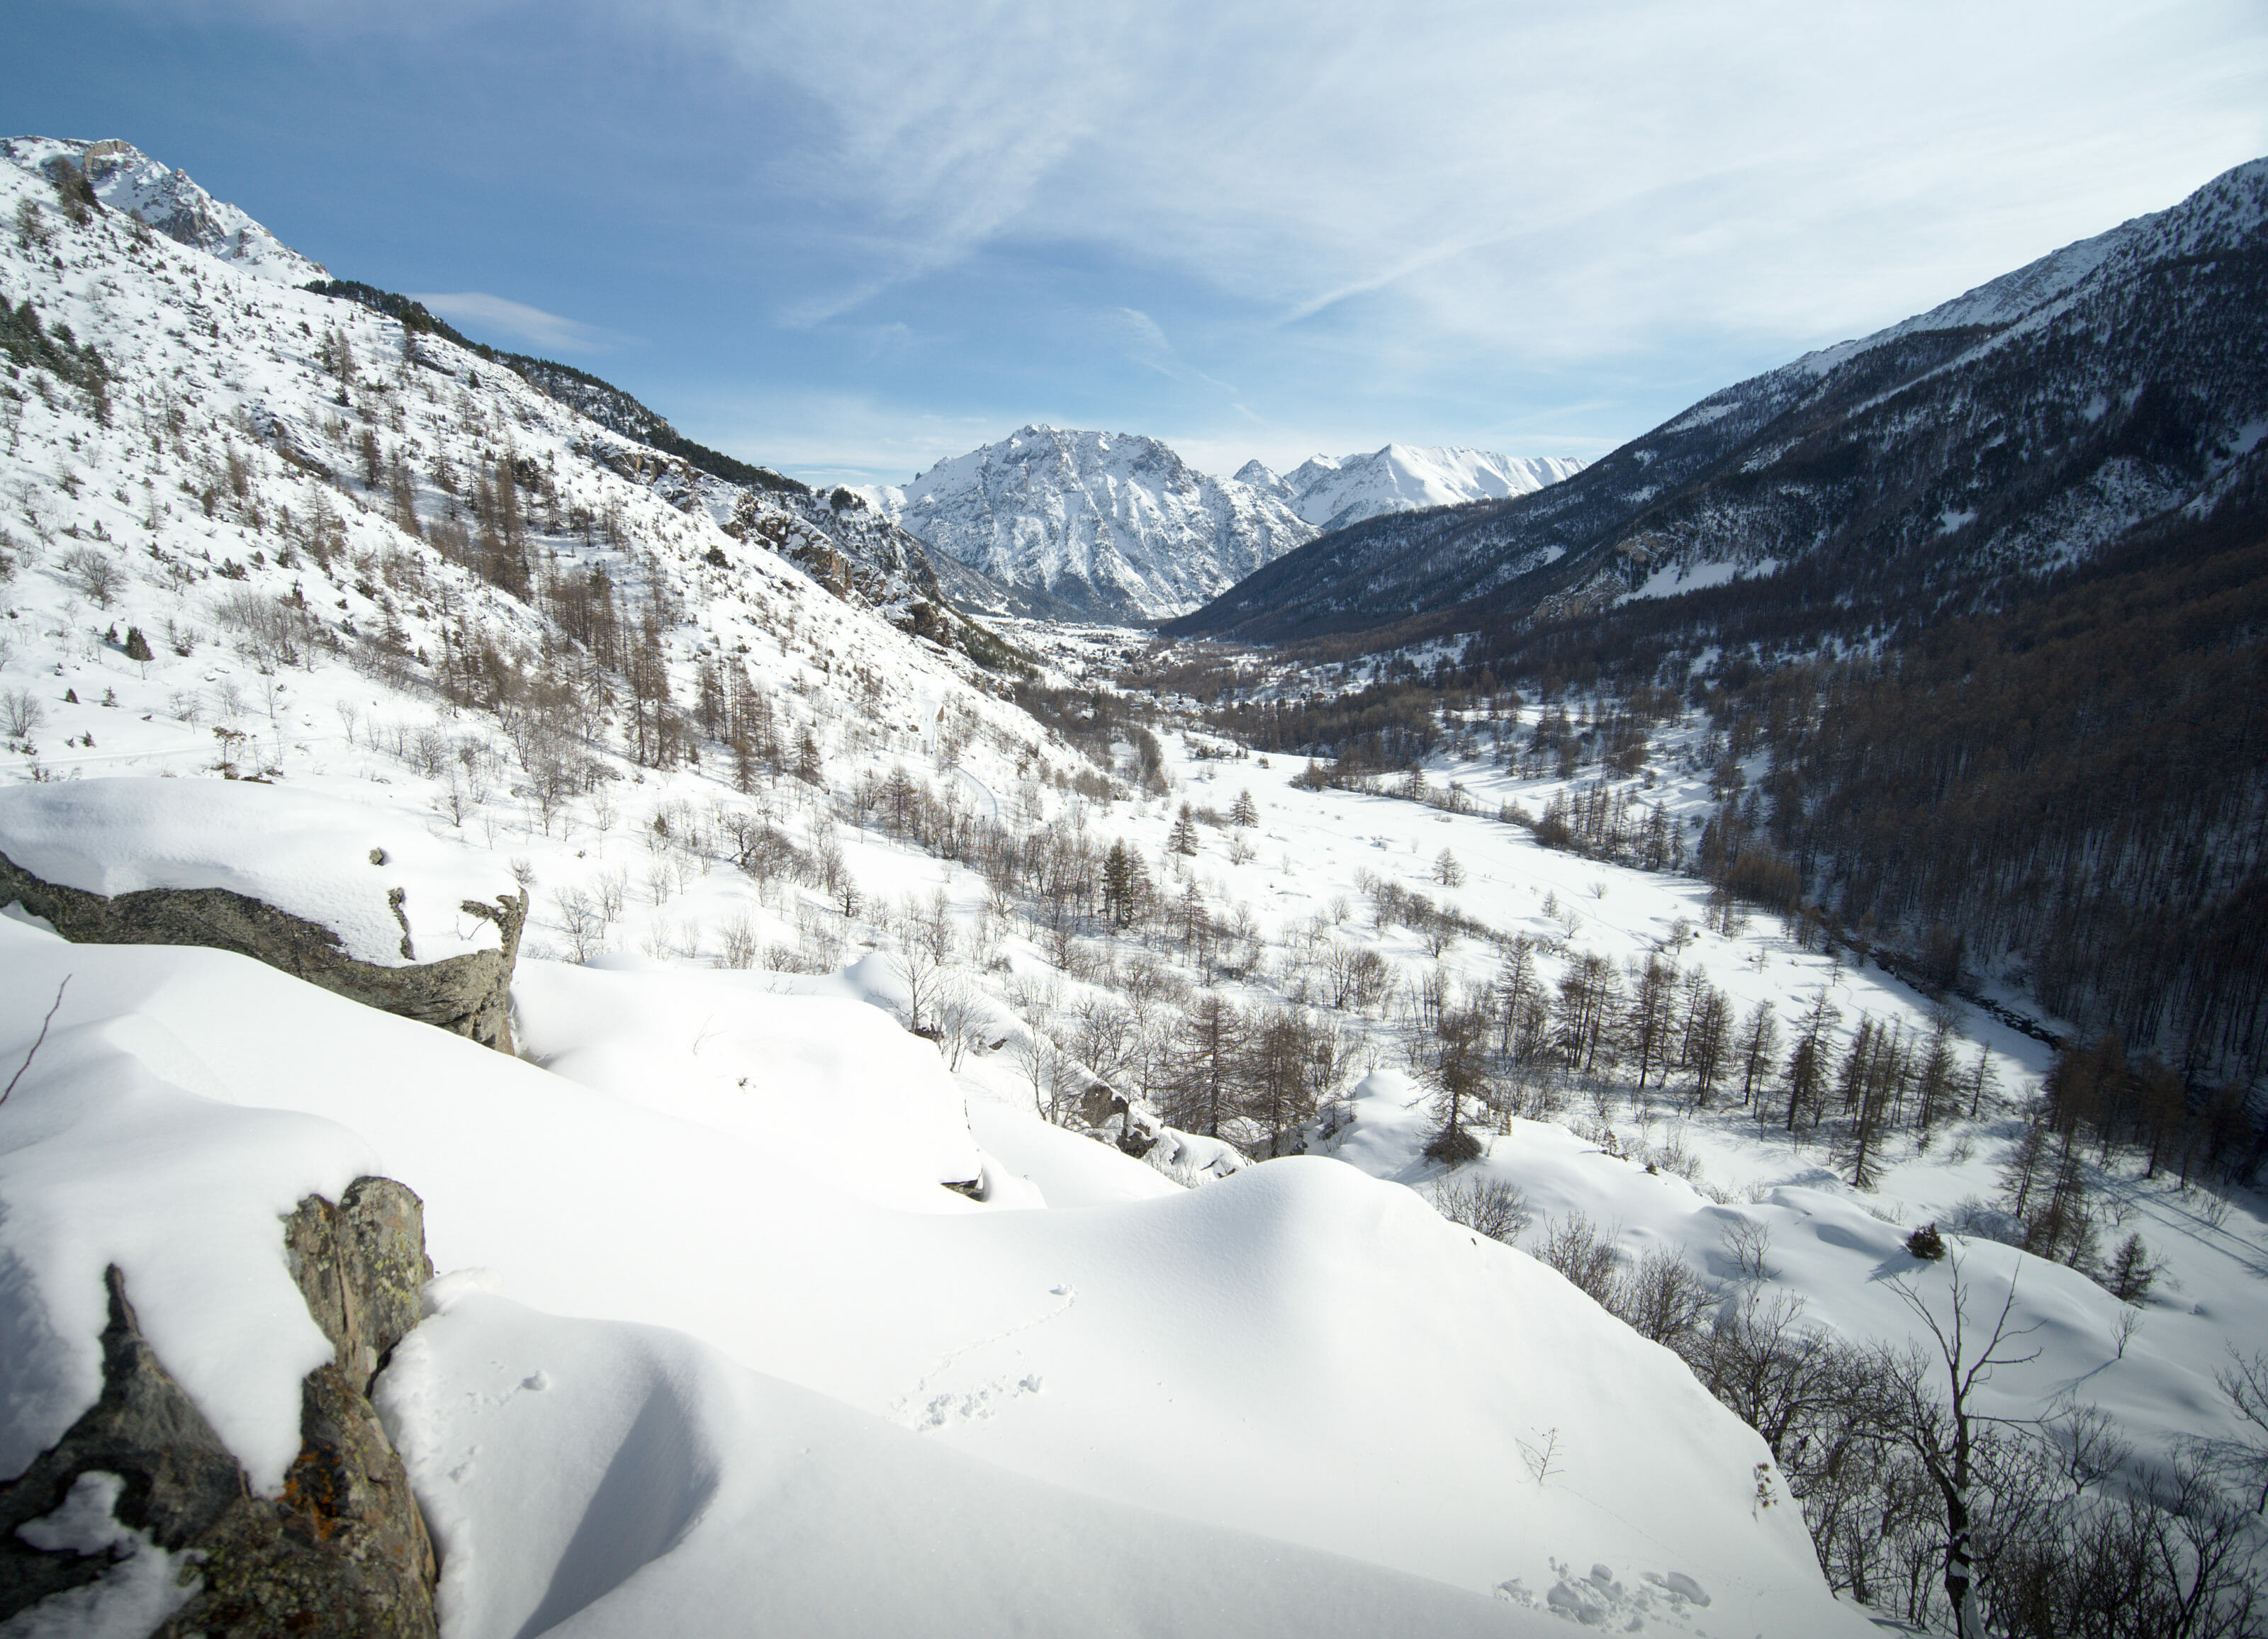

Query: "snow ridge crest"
left=2, top=135, right=329, bottom=285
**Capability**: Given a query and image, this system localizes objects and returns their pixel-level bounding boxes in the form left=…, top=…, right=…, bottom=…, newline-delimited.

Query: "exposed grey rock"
left=0, top=847, right=527, bottom=1052
left=0, top=1180, right=441, bottom=1638
left=0, top=1270, right=244, bottom=1616
left=283, top=1179, right=434, bottom=1397
left=859, top=425, right=1318, bottom=621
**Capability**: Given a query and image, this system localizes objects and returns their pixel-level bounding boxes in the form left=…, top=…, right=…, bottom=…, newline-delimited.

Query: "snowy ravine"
left=0, top=140, right=1875, bottom=1635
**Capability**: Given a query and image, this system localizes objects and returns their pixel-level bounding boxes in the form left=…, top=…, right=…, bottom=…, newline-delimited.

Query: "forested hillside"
left=1162, top=159, right=2268, bottom=1096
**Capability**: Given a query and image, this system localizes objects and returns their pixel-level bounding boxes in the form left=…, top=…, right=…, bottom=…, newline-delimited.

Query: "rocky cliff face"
left=0, top=1180, right=440, bottom=1638
left=0, top=849, right=527, bottom=1052
left=858, top=426, right=1318, bottom=621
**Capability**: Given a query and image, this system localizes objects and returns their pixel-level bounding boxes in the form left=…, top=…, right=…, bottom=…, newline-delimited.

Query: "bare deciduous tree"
left=1882, top=1256, right=2043, bottom=1638
left=1430, top=1175, right=1532, bottom=1243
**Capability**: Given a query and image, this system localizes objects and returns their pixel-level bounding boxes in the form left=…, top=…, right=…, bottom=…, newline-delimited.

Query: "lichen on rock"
left=0, top=847, right=527, bottom=1052
left=0, top=1178, right=442, bottom=1638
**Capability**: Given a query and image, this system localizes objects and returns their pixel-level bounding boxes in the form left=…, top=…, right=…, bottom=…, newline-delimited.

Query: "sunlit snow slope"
left=0, top=913, right=1865, bottom=1637
left=0, top=139, right=1873, bottom=1635
left=2, top=136, right=328, bottom=285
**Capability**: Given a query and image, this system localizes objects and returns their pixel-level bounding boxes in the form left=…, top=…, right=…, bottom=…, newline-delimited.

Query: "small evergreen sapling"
left=2107, top=1232, right=2157, bottom=1304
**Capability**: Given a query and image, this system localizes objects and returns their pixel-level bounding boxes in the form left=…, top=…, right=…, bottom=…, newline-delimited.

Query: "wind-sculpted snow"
left=511, top=957, right=989, bottom=1205
left=380, top=1292, right=1541, bottom=1639
left=0, top=923, right=1871, bottom=1635
left=0, top=779, right=519, bottom=967
left=858, top=426, right=1317, bottom=620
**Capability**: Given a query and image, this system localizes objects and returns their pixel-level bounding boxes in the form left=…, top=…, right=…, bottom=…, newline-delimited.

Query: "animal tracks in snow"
left=894, top=1284, right=1075, bottom=1433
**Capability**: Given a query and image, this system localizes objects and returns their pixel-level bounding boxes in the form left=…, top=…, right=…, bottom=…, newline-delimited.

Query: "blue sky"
left=9, top=1, right=2265, bottom=485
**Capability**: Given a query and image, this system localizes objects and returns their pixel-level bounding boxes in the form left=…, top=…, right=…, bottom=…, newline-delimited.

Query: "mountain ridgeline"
left=1179, top=157, right=2268, bottom=1088
left=298, top=283, right=1037, bottom=670
left=1235, top=446, right=1584, bottom=534
left=857, top=430, right=1583, bottom=621
left=1174, top=158, right=2268, bottom=653
left=300, top=281, right=808, bottom=497
left=856, top=426, right=1317, bottom=621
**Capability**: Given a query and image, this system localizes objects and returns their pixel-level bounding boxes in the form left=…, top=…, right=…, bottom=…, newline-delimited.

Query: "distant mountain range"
left=852, top=427, right=1308, bottom=622
left=1171, top=157, right=2268, bottom=650
left=857, top=431, right=1583, bottom=621
left=1237, top=447, right=1584, bottom=534
left=0, top=134, right=1597, bottom=632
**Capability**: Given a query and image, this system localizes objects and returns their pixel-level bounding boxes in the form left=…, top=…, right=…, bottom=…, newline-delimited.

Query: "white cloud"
left=1107, top=308, right=1237, bottom=394
left=409, top=291, right=628, bottom=354
left=232, top=0, right=2267, bottom=463
left=670, top=0, right=2265, bottom=358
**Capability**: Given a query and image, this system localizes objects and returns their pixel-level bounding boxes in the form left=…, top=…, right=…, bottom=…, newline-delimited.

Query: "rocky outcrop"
left=857, top=424, right=1318, bottom=620
left=0, top=1178, right=441, bottom=1638
left=0, top=847, right=527, bottom=1052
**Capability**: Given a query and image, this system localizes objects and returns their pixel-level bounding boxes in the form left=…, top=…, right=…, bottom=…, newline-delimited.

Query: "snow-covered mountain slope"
left=856, top=426, right=1317, bottom=621
left=0, top=136, right=1876, bottom=1632
left=0, top=140, right=1070, bottom=899
left=2, top=136, right=328, bottom=286
left=1236, top=445, right=1584, bottom=534
left=0, top=918, right=1865, bottom=1637
left=1174, top=155, right=2268, bottom=646
left=7, top=133, right=2261, bottom=1633
left=294, top=278, right=1040, bottom=660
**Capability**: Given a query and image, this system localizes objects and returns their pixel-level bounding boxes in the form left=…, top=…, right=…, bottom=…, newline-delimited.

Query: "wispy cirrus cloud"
left=410, top=291, right=631, bottom=354
left=670, top=0, right=2267, bottom=356
left=63, top=0, right=2268, bottom=476
left=1107, top=308, right=1236, bottom=395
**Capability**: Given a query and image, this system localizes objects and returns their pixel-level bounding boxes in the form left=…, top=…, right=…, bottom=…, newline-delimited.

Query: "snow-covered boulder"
left=0, top=920, right=1874, bottom=1635
left=0, top=779, right=528, bottom=1049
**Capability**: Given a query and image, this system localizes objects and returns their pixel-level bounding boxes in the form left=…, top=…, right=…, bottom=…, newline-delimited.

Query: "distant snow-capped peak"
left=2, top=135, right=328, bottom=285
left=1240, top=444, right=1585, bottom=534
left=856, top=424, right=1316, bottom=621
left=858, top=429, right=1585, bottom=621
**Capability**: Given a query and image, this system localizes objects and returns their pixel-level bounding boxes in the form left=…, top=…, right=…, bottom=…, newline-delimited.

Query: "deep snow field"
left=2, top=138, right=2266, bottom=1636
